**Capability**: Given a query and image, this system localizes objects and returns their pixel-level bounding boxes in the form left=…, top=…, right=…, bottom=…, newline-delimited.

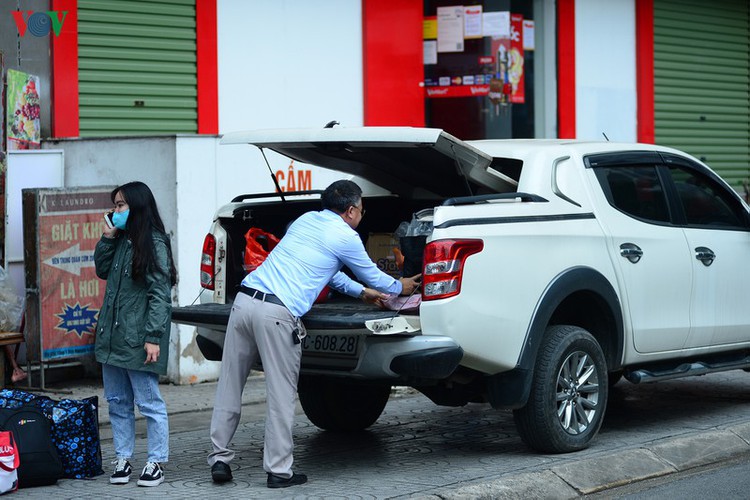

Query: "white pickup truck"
left=173, top=126, right=750, bottom=453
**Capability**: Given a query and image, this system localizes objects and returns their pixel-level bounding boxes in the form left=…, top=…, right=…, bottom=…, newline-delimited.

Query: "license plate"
left=301, top=334, right=359, bottom=356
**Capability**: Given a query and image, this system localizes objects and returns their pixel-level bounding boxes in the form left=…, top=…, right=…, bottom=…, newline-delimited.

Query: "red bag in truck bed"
left=243, top=228, right=280, bottom=273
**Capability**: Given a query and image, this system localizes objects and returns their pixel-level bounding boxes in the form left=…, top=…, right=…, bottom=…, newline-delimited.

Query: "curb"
left=419, top=421, right=750, bottom=498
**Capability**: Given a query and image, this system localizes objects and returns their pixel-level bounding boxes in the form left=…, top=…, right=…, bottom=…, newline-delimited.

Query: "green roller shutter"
left=654, top=0, right=749, bottom=189
left=78, top=0, right=197, bottom=136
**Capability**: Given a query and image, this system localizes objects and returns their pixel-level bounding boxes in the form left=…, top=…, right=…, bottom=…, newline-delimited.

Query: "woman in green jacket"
left=94, top=181, right=176, bottom=488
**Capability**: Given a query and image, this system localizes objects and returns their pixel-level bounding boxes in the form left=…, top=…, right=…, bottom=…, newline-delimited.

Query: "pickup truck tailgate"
left=172, top=299, right=408, bottom=331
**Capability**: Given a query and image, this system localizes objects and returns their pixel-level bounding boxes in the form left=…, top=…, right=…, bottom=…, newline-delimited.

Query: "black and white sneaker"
left=110, top=458, right=132, bottom=484
left=137, top=462, right=164, bottom=487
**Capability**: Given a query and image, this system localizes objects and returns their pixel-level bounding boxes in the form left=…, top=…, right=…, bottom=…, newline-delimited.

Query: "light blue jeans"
left=102, top=364, right=169, bottom=463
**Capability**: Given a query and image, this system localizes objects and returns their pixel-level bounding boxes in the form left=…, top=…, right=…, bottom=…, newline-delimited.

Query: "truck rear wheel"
left=513, top=325, right=608, bottom=453
left=297, top=376, right=390, bottom=431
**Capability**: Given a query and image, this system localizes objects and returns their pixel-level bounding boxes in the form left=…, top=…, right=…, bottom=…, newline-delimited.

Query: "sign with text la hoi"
left=24, top=187, right=114, bottom=361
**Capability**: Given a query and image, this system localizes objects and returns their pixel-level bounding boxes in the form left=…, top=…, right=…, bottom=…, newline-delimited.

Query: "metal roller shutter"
left=78, top=0, right=197, bottom=136
left=654, top=0, right=749, bottom=189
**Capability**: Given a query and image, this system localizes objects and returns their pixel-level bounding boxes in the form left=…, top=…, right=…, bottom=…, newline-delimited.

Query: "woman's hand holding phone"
left=103, top=211, right=118, bottom=238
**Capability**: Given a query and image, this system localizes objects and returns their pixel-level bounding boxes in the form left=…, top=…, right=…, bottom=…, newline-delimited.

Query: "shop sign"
left=35, top=188, right=112, bottom=360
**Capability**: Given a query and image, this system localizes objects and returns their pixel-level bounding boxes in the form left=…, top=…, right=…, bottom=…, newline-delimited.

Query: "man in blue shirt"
left=208, top=180, right=421, bottom=488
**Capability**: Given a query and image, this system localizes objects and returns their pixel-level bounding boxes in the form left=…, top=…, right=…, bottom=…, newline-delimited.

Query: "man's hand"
left=360, top=287, right=389, bottom=305
left=399, top=274, right=422, bottom=296
left=144, top=342, right=160, bottom=364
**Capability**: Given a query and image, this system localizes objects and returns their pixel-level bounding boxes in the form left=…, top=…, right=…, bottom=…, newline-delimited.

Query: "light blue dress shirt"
left=242, top=209, right=402, bottom=317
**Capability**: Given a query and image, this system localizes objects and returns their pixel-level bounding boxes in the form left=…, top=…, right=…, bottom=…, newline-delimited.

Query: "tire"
left=297, top=375, right=391, bottom=432
left=513, top=325, right=608, bottom=453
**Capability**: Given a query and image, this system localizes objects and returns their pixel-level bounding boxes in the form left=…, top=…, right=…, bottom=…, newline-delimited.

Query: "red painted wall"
left=362, top=0, right=424, bottom=126
left=51, top=0, right=79, bottom=138
left=635, top=0, right=655, bottom=144
left=196, top=0, right=218, bottom=134
left=557, top=0, right=576, bottom=139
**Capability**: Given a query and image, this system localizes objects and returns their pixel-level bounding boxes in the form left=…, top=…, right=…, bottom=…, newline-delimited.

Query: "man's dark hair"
left=321, top=180, right=362, bottom=213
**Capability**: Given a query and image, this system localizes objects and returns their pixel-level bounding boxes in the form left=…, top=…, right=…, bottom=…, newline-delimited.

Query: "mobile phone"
left=104, top=212, right=115, bottom=229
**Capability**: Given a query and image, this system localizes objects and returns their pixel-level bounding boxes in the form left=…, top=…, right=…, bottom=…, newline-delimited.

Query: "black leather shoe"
left=211, top=461, right=232, bottom=483
left=267, top=472, right=307, bottom=488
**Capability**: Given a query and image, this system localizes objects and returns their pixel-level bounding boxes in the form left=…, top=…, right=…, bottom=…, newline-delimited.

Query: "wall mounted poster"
left=509, top=14, right=525, bottom=104
left=1, top=51, right=5, bottom=151
left=1, top=51, right=5, bottom=262
left=6, top=69, right=41, bottom=150
left=0, top=150, right=5, bottom=265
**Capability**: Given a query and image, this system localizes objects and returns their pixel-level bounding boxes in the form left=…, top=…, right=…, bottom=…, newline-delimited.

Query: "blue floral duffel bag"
left=0, top=389, right=104, bottom=479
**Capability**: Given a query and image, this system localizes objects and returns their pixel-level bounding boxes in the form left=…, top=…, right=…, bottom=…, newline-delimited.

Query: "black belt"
left=239, top=286, right=287, bottom=308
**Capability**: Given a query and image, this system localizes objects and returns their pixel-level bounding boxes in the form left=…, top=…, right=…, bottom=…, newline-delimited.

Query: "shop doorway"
left=423, top=0, right=537, bottom=139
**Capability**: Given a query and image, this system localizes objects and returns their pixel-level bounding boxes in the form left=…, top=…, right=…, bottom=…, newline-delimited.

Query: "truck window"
left=596, top=165, right=670, bottom=223
left=669, top=166, right=746, bottom=229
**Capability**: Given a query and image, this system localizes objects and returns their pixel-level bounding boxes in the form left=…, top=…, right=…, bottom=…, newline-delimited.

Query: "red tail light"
left=200, top=234, right=216, bottom=290
left=422, top=239, right=483, bottom=301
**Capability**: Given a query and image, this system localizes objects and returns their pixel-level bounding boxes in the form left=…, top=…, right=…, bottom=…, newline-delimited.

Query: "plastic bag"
left=395, top=209, right=433, bottom=277
left=394, top=209, right=434, bottom=239
left=0, top=431, right=19, bottom=493
left=405, top=208, right=434, bottom=236
left=0, top=266, right=24, bottom=332
left=243, top=228, right=280, bottom=273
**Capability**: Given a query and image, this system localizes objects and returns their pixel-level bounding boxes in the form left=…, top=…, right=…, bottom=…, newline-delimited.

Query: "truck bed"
left=172, top=296, right=410, bottom=331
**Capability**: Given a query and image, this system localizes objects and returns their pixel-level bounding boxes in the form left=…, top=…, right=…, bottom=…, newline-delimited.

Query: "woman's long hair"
left=112, top=181, right=177, bottom=285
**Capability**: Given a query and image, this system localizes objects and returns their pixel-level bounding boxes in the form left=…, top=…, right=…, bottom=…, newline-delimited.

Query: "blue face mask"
left=112, top=209, right=129, bottom=230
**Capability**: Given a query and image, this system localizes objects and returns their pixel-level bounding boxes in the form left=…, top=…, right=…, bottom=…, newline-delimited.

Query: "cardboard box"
left=366, top=233, right=401, bottom=278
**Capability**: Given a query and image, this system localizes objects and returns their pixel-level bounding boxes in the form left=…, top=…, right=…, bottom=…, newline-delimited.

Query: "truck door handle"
left=619, top=243, right=643, bottom=263
left=695, top=246, right=715, bottom=266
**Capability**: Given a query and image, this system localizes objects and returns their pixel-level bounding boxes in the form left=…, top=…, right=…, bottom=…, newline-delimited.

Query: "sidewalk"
left=6, top=371, right=750, bottom=499
left=26, top=373, right=268, bottom=428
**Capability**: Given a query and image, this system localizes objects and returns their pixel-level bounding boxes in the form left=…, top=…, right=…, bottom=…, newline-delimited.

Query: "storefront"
left=653, top=0, right=749, bottom=189
left=423, top=1, right=537, bottom=139
left=363, top=0, right=552, bottom=140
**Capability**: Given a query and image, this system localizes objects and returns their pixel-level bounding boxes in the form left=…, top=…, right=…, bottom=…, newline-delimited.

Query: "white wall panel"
left=575, top=0, right=637, bottom=142
left=217, top=0, right=363, bottom=132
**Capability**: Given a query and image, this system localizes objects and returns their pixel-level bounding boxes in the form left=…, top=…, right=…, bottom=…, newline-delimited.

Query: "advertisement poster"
left=1, top=52, right=5, bottom=260
left=37, top=188, right=112, bottom=360
left=0, top=151, right=5, bottom=263
left=1, top=51, right=5, bottom=151
left=6, top=69, right=41, bottom=150
left=509, top=14, right=525, bottom=104
left=489, top=14, right=512, bottom=107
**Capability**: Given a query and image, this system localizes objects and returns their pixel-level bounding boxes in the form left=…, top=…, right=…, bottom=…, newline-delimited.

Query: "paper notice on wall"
left=464, top=5, right=483, bottom=39
left=483, top=11, right=510, bottom=38
left=523, top=20, right=535, bottom=50
left=424, top=40, right=438, bottom=65
left=437, top=6, right=464, bottom=53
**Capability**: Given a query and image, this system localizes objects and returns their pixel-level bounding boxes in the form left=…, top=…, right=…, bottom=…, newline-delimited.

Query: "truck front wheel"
left=513, top=325, right=608, bottom=453
left=297, top=376, right=391, bottom=432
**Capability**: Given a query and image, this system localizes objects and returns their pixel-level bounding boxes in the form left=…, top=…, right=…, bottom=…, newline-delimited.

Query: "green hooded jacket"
left=94, top=232, right=172, bottom=375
